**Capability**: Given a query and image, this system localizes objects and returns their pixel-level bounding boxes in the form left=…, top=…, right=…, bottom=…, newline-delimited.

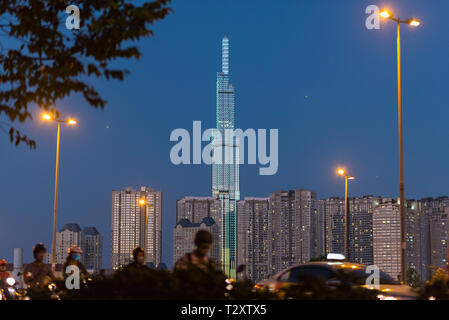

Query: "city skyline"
left=1, top=1, right=449, bottom=269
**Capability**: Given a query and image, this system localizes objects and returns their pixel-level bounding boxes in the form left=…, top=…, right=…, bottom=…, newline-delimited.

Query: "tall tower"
left=212, top=36, right=240, bottom=278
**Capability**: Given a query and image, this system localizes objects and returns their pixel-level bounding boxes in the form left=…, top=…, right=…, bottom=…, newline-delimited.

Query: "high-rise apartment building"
left=55, top=223, right=82, bottom=264
left=347, top=196, right=382, bottom=265
left=212, top=36, right=240, bottom=278
left=176, top=196, right=222, bottom=225
left=373, top=200, right=402, bottom=280
left=269, top=190, right=319, bottom=275
left=237, top=198, right=270, bottom=282
left=174, top=196, right=222, bottom=265
left=320, top=197, right=345, bottom=256
left=53, top=223, right=103, bottom=272
left=81, top=227, right=103, bottom=272
left=111, top=186, right=162, bottom=270
left=320, top=196, right=381, bottom=265
left=419, top=197, right=449, bottom=281
left=173, top=217, right=220, bottom=265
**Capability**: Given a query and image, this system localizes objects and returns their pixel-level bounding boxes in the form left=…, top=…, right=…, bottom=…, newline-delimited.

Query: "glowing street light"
left=139, top=197, right=150, bottom=259
left=379, top=9, right=392, bottom=19
left=409, top=19, right=421, bottom=27
left=378, top=8, right=421, bottom=284
left=42, top=112, right=78, bottom=272
left=337, top=168, right=355, bottom=258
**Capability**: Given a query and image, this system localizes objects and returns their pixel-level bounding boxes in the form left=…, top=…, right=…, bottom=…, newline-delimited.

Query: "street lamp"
left=337, top=168, right=355, bottom=259
left=379, top=8, right=421, bottom=283
left=42, top=112, right=77, bottom=272
left=139, top=198, right=149, bottom=262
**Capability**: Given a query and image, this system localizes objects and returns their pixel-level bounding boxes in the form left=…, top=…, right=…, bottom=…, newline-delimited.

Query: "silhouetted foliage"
left=24, top=266, right=383, bottom=300
left=37, top=267, right=276, bottom=300
left=0, top=0, right=172, bottom=148
left=420, top=268, right=449, bottom=300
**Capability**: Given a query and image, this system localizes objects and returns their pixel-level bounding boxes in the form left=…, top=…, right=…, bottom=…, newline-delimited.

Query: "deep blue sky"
left=1, top=0, right=448, bottom=268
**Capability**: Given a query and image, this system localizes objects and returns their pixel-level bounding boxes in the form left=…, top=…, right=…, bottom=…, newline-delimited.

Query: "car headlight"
left=6, top=277, right=15, bottom=286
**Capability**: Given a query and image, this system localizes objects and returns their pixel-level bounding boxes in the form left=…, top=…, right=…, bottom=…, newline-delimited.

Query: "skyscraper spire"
left=222, top=36, right=229, bottom=74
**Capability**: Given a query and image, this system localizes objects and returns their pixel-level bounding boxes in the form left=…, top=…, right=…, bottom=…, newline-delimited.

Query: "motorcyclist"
left=62, top=245, right=88, bottom=280
left=125, top=247, right=149, bottom=270
left=174, top=230, right=218, bottom=272
left=0, top=259, right=12, bottom=285
left=23, top=243, right=55, bottom=288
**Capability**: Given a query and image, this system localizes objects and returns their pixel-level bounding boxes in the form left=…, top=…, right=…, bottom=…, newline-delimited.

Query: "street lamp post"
left=139, top=198, right=149, bottom=261
left=42, top=113, right=77, bottom=272
left=379, top=9, right=421, bottom=283
left=337, top=168, right=355, bottom=259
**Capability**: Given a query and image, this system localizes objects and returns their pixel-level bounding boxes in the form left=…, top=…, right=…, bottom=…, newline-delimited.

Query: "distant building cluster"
left=170, top=191, right=449, bottom=284
left=48, top=223, right=103, bottom=273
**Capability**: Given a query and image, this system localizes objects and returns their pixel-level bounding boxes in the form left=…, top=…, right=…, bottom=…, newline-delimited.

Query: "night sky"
left=1, top=0, right=448, bottom=268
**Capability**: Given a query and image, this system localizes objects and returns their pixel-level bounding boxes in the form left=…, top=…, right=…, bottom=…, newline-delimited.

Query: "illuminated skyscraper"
left=212, top=36, right=240, bottom=278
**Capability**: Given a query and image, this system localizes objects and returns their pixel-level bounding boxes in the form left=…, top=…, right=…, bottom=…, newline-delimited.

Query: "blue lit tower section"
left=212, top=36, right=240, bottom=278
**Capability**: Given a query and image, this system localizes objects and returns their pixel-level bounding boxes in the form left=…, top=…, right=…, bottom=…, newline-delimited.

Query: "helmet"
left=33, top=243, right=47, bottom=257
left=0, top=259, right=7, bottom=266
left=194, top=230, right=214, bottom=246
left=132, top=247, right=145, bottom=260
left=67, top=245, right=83, bottom=255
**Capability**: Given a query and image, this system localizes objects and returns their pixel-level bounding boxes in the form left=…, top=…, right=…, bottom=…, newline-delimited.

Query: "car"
left=254, top=257, right=418, bottom=300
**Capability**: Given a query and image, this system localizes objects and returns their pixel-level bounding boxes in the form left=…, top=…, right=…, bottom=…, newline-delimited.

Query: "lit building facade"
left=237, top=197, right=270, bottom=282
left=319, top=197, right=345, bottom=256
left=173, top=217, right=220, bottom=265
left=111, top=186, right=162, bottom=269
left=81, top=227, right=103, bottom=272
left=373, top=200, right=401, bottom=281
left=176, top=196, right=222, bottom=225
left=269, top=190, right=319, bottom=276
left=55, top=223, right=82, bottom=265
left=419, top=197, right=449, bottom=281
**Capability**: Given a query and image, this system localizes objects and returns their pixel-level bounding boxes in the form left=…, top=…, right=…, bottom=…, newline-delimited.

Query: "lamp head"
left=379, top=9, right=392, bottom=19
left=409, top=19, right=421, bottom=27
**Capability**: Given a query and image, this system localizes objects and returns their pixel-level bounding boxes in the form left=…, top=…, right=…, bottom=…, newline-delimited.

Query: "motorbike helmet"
left=32, top=243, right=47, bottom=258
left=67, top=245, right=83, bottom=255
left=132, top=247, right=144, bottom=260
left=0, top=259, right=7, bottom=266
